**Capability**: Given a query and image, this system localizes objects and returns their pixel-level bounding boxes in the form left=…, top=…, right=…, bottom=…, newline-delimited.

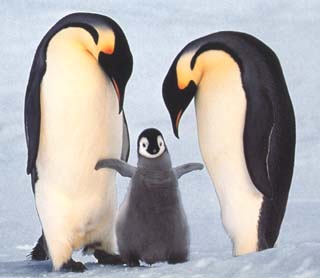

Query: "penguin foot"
left=167, top=254, right=188, bottom=264
left=94, top=250, right=123, bottom=265
left=258, top=235, right=272, bottom=251
left=126, top=260, right=140, bottom=267
left=62, top=259, right=87, bottom=272
left=29, top=235, right=49, bottom=261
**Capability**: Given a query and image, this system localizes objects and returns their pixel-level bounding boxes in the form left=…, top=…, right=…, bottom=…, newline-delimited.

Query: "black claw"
left=94, top=250, right=123, bottom=265
left=62, top=259, right=87, bottom=272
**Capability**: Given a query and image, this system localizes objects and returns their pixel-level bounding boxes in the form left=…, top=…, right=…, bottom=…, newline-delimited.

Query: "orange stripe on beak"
left=103, top=46, right=114, bottom=55
left=176, top=109, right=183, bottom=130
left=111, top=78, right=120, bottom=101
left=178, top=81, right=185, bottom=90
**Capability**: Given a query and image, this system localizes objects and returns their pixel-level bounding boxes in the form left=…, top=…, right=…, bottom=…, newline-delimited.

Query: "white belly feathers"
left=35, top=28, right=122, bottom=254
left=195, top=50, right=263, bottom=255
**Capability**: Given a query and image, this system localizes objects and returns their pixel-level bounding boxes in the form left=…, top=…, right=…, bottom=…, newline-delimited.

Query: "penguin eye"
left=140, top=137, right=149, bottom=150
left=157, top=136, right=165, bottom=148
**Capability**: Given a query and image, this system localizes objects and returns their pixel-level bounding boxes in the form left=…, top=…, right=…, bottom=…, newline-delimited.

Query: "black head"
left=162, top=53, right=197, bottom=138
left=137, top=128, right=166, bottom=159
left=98, top=21, right=133, bottom=113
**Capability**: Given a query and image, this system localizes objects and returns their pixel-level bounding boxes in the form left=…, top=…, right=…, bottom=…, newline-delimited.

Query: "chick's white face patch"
left=139, top=136, right=166, bottom=159
left=139, top=137, right=149, bottom=156
left=157, top=136, right=165, bottom=154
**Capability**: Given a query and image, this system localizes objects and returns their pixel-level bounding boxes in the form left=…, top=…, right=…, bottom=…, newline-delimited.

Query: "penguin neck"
left=137, top=151, right=172, bottom=172
left=177, top=50, right=236, bottom=91
left=194, top=50, right=238, bottom=86
left=49, top=27, right=99, bottom=59
left=176, top=50, right=202, bottom=90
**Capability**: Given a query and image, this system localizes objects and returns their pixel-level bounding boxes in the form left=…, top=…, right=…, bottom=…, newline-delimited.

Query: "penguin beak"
left=163, top=78, right=197, bottom=139
left=111, top=77, right=122, bottom=111
left=173, top=109, right=183, bottom=138
left=98, top=50, right=132, bottom=114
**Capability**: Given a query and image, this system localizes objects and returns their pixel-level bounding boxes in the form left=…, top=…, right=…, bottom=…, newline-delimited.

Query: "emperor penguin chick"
left=95, top=128, right=203, bottom=266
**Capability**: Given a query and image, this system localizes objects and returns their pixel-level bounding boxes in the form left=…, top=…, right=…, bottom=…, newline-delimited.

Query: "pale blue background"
left=0, top=1, right=319, bottom=277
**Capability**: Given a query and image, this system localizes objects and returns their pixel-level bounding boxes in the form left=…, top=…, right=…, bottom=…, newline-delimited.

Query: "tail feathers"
left=28, top=234, right=49, bottom=261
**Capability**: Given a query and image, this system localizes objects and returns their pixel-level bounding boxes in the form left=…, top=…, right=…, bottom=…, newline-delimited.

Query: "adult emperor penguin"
left=24, top=13, right=133, bottom=271
left=162, top=31, right=295, bottom=256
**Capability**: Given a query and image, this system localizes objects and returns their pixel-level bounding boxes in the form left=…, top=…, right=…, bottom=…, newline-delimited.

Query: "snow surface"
left=1, top=0, right=320, bottom=277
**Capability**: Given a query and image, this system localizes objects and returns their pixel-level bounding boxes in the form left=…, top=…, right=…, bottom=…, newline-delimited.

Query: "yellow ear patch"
left=176, top=51, right=198, bottom=90
left=178, top=79, right=187, bottom=90
left=103, top=45, right=114, bottom=55
left=97, top=28, right=115, bottom=55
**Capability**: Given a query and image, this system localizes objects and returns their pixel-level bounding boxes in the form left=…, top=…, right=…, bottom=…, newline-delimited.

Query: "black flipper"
left=24, top=41, right=46, bottom=175
left=31, top=167, right=39, bottom=194
left=243, top=89, right=274, bottom=198
left=174, top=163, right=204, bottom=179
left=95, top=158, right=136, bottom=178
left=121, top=112, right=130, bottom=162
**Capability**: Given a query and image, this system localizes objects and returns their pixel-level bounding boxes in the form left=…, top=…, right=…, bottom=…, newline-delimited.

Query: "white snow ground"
left=1, top=0, right=320, bottom=277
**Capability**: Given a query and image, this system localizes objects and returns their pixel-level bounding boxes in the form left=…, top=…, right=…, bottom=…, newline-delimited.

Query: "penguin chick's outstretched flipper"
left=174, top=163, right=204, bottom=179
left=95, top=159, right=136, bottom=178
